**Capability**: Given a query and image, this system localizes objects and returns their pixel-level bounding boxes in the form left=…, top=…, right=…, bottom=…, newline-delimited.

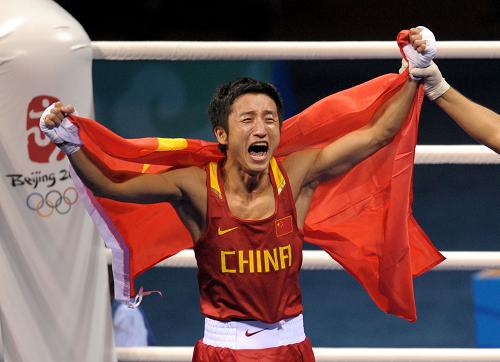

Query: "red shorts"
left=192, top=337, right=315, bottom=362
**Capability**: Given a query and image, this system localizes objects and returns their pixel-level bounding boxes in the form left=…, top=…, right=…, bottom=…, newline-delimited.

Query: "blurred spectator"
left=108, top=266, right=156, bottom=346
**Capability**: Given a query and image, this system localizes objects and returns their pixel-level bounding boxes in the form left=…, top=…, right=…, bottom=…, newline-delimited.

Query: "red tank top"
left=194, top=157, right=304, bottom=323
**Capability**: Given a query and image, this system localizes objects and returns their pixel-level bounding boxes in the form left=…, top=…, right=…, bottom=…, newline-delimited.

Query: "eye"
left=241, top=118, right=252, bottom=124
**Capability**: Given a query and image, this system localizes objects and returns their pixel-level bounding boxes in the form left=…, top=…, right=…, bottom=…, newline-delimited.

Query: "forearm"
left=371, top=79, right=419, bottom=143
left=435, top=87, right=500, bottom=153
left=40, top=104, right=180, bottom=203
left=68, top=148, right=117, bottom=197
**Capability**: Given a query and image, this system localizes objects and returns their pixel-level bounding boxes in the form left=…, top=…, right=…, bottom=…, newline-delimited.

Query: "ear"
left=214, top=126, right=228, bottom=145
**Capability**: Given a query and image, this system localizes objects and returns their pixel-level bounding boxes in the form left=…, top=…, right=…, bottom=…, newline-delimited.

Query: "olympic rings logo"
left=26, top=186, right=78, bottom=217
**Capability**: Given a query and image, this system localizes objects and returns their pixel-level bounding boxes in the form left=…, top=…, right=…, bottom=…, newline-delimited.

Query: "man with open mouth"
left=41, top=27, right=434, bottom=362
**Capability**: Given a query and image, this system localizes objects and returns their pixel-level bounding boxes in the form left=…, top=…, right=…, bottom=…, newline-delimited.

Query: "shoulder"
left=281, top=149, right=320, bottom=196
left=165, top=165, right=207, bottom=198
left=163, top=165, right=206, bottom=187
left=282, top=149, right=320, bottom=171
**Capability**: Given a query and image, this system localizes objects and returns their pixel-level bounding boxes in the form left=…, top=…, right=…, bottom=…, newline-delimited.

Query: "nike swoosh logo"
left=245, top=329, right=266, bottom=337
left=217, top=226, right=239, bottom=236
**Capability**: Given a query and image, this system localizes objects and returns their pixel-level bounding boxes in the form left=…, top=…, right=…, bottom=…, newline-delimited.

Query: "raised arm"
left=68, top=149, right=199, bottom=204
left=40, top=102, right=204, bottom=204
left=286, top=27, right=431, bottom=192
left=411, top=62, right=500, bottom=154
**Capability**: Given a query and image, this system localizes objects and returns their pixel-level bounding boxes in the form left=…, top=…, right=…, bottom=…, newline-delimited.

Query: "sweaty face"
left=216, top=93, right=280, bottom=174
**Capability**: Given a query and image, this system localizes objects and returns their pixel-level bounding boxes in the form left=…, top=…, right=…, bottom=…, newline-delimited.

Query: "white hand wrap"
left=39, top=103, right=82, bottom=155
left=410, top=61, right=451, bottom=101
left=402, top=26, right=437, bottom=80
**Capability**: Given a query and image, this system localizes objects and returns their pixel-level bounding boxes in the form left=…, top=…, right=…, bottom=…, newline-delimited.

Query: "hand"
left=402, top=26, right=437, bottom=79
left=410, top=61, right=451, bottom=101
left=409, top=27, right=429, bottom=54
left=40, top=102, right=82, bottom=155
left=42, top=102, right=76, bottom=129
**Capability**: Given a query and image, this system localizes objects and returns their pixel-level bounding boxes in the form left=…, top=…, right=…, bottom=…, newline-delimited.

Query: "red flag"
left=69, top=30, right=444, bottom=321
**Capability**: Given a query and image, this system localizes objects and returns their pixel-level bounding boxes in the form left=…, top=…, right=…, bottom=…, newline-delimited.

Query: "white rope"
left=91, top=41, right=500, bottom=60
left=105, top=249, right=500, bottom=271
left=116, top=347, right=500, bottom=362
left=415, top=145, right=500, bottom=164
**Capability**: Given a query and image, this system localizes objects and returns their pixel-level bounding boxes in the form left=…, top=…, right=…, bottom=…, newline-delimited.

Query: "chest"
left=224, top=187, right=276, bottom=220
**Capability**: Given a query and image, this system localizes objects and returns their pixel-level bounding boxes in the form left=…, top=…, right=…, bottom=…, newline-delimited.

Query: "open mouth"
left=248, top=141, right=269, bottom=161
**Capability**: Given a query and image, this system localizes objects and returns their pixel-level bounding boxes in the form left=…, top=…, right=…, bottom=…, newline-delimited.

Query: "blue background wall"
left=92, top=58, right=499, bottom=347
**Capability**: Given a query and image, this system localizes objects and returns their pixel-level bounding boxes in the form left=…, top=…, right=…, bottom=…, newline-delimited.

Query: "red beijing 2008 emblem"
left=26, top=95, right=64, bottom=163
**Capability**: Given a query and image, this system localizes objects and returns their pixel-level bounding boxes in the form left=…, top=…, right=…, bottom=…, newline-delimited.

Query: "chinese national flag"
left=275, top=216, right=293, bottom=237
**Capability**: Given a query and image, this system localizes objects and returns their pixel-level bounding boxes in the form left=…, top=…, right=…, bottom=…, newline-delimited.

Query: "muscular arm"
left=42, top=102, right=203, bottom=204
left=286, top=26, right=429, bottom=193
left=69, top=149, right=196, bottom=204
left=434, top=87, right=500, bottom=154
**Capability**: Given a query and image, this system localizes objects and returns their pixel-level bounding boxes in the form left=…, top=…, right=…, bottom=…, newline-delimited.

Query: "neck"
left=222, top=158, right=270, bottom=195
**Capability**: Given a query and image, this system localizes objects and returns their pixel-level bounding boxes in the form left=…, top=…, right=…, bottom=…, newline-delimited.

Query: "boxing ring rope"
left=91, top=41, right=500, bottom=60
left=106, top=249, right=500, bottom=271
left=414, top=145, right=500, bottom=164
left=116, top=346, right=500, bottom=362
left=96, top=41, right=499, bottom=362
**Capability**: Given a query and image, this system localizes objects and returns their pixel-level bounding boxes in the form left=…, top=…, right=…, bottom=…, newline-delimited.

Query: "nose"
left=253, top=118, right=267, bottom=137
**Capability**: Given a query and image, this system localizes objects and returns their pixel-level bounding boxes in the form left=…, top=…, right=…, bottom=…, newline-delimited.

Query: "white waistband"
left=202, top=314, right=306, bottom=349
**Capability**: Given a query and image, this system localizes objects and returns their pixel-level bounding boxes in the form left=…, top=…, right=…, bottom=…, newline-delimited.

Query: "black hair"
left=208, top=77, right=284, bottom=152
